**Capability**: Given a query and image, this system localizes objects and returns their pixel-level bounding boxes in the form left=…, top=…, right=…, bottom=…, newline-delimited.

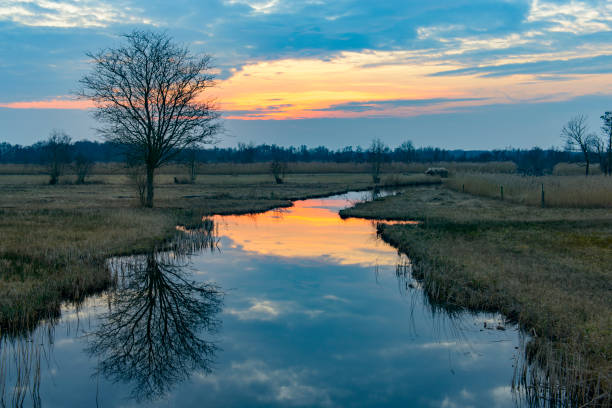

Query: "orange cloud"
left=5, top=50, right=612, bottom=119
left=0, top=99, right=95, bottom=109
left=213, top=51, right=612, bottom=120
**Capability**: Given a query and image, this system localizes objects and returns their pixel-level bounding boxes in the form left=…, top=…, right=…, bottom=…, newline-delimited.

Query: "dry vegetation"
left=0, top=160, right=516, bottom=177
left=553, top=162, right=603, bottom=176
left=340, top=185, right=612, bottom=407
left=446, top=173, right=612, bottom=208
left=2, top=159, right=610, bottom=405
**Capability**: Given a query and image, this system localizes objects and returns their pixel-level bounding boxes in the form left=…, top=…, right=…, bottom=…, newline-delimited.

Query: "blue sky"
left=1, top=0, right=611, bottom=148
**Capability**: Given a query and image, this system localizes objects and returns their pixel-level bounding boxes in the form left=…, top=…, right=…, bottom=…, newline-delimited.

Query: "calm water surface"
left=2, top=192, right=523, bottom=407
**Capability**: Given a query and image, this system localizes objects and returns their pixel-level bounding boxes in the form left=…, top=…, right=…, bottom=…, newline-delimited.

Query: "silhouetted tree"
left=368, top=138, right=387, bottom=183
left=270, top=159, right=287, bottom=184
left=43, top=130, right=72, bottom=185
left=73, top=153, right=93, bottom=184
left=598, top=112, right=612, bottom=175
left=79, top=30, right=220, bottom=207
left=561, top=115, right=595, bottom=176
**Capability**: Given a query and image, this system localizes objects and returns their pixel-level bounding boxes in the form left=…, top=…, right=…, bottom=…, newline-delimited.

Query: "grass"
left=340, top=185, right=612, bottom=407
left=445, top=173, right=612, bottom=208
left=0, top=160, right=516, bottom=177
left=0, top=170, right=440, bottom=331
left=553, top=162, right=604, bottom=176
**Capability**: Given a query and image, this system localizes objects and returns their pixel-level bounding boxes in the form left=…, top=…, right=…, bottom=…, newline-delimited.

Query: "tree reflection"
left=87, top=225, right=223, bottom=401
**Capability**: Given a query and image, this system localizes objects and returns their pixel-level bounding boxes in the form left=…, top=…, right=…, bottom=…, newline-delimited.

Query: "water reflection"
left=86, top=225, right=223, bottom=402
left=211, top=196, right=401, bottom=266
left=0, top=192, right=531, bottom=407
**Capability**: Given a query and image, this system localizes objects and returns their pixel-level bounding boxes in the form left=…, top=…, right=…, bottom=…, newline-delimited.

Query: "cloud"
left=0, top=97, right=94, bottom=109
left=226, top=298, right=322, bottom=320
left=224, top=0, right=282, bottom=14
left=227, top=299, right=284, bottom=320
left=311, top=97, right=487, bottom=113
left=528, top=0, right=612, bottom=34
left=430, top=53, right=612, bottom=77
left=201, top=360, right=334, bottom=406
left=0, top=0, right=155, bottom=28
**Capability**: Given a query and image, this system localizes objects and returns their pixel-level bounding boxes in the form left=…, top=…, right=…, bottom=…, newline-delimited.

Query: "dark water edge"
left=0, top=190, right=539, bottom=408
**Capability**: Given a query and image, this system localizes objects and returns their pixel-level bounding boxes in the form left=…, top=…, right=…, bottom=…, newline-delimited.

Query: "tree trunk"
left=583, top=148, right=590, bottom=176
left=145, top=166, right=155, bottom=208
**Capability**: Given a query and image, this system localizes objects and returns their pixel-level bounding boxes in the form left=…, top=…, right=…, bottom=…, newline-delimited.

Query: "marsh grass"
left=341, top=186, right=611, bottom=407
left=0, top=161, right=516, bottom=177
left=553, top=162, right=604, bottom=176
left=446, top=173, right=612, bottom=208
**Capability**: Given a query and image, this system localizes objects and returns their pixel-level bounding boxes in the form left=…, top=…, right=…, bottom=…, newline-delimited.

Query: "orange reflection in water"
left=211, top=197, right=416, bottom=267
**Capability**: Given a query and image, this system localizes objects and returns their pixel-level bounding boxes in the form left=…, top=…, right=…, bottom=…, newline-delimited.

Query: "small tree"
left=368, top=138, right=387, bottom=183
left=593, top=135, right=611, bottom=176
left=561, top=115, right=594, bottom=176
left=43, top=130, right=72, bottom=185
left=599, top=112, right=612, bottom=176
left=74, top=153, right=94, bottom=184
left=270, top=159, right=287, bottom=184
left=79, top=30, right=220, bottom=207
left=184, top=148, right=199, bottom=184
left=127, top=163, right=147, bottom=207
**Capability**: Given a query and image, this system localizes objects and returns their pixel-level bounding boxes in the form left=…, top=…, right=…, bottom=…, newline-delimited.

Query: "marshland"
left=0, top=151, right=610, bottom=407
left=3, top=11, right=612, bottom=407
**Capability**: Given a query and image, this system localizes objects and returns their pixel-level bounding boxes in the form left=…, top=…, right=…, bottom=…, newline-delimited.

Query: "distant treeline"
left=0, top=140, right=581, bottom=175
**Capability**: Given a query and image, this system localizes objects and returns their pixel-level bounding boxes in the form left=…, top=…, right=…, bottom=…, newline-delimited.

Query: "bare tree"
left=79, top=30, right=220, bottom=207
left=270, top=159, right=287, bottom=184
left=43, top=130, right=72, bottom=185
left=368, top=138, right=388, bottom=184
left=561, top=115, right=594, bottom=176
left=73, top=153, right=93, bottom=184
left=126, top=163, right=147, bottom=206
left=599, top=112, right=612, bottom=176
left=185, top=148, right=199, bottom=183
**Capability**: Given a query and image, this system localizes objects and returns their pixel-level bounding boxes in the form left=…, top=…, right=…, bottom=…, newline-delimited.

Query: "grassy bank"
left=340, top=185, right=611, bottom=406
left=0, top=171, right=440, bottom=331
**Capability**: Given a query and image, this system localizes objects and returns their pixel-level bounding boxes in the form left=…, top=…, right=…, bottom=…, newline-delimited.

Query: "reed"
left=553, top=162, right=604, bottom=176
left=446, top=173, right=612, bottom=208
left=0, top=160, right=517, bottom=176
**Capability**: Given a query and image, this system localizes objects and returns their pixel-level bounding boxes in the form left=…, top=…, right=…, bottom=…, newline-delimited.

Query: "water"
left=1, top=191, right=523, bottom=407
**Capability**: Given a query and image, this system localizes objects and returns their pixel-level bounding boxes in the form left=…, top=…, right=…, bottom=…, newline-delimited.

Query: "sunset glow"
left=212, top=198, right=405, bottom=266
left=2, top=0, right=612, bottom=147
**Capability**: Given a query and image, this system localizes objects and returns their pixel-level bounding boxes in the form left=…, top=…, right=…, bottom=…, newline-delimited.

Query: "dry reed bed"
left=0, top=161, right=516, bottom=176
left=446, top=173, right=612, bottom=208
left=553, top=162, right=604, bottom=176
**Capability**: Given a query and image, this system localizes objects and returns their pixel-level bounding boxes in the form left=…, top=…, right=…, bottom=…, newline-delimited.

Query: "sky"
left=0, top=0, right=611, bottom=149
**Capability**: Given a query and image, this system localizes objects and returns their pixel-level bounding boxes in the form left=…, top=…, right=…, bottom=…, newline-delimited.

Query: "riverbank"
left=0, top=172, right=439, bottom=331
left=340, top=185, right=611, bottom=406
